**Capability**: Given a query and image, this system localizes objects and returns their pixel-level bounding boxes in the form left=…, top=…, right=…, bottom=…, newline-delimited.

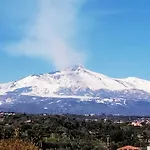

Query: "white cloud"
left=6, top=0, right=86, bottom=69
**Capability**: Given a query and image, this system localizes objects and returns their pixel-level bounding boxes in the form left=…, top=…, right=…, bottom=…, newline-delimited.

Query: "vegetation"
left=0, top=113, right=150, bottom=149
left=0, top=139, right=38, bottom=150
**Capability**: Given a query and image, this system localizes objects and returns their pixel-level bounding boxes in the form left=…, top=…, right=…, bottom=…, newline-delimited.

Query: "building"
left=131, top=121, right=142, bottom=127
left=117, top=145, right=141, bottom=150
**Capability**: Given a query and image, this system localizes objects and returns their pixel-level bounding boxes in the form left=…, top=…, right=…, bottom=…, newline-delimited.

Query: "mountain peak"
left=64, top=64, right=85, bottom=72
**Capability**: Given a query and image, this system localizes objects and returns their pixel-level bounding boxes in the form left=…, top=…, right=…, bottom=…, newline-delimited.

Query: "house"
left=117, top=145, right=141, bottom=150
left=24, top=120, right=32, bottom=123
left=131, top=121, right=142, bottom=127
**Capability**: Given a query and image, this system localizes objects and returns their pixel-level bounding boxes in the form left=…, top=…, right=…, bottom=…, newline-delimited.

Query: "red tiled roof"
left=117, top=145, right=141, bottom=150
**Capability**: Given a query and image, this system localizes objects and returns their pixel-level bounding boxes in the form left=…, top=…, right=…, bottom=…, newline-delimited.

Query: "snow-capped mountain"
left=0, top=65, right=150, bottom=115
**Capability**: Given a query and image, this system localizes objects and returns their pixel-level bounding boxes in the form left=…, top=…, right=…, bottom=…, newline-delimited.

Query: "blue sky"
left=0, top=0, right=150, bottom=82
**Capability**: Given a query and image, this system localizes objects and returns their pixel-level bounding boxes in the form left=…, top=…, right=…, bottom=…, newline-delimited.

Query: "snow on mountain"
left=0, top=65, right=150, bottom=98
left=121, top=77, right=150, bottom=93
left=0, top=65, right=150, bottom=115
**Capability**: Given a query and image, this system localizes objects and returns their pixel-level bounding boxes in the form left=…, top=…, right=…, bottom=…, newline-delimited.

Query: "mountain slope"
left=1, top=65, right=150, bottom=97
left=0, top=65, right=150, bottom=115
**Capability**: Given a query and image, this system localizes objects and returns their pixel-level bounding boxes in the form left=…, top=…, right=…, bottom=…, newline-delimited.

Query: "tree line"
left=0, top=113, right=150, bottom=150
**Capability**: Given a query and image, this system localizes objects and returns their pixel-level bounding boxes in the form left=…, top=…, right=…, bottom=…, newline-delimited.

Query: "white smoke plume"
left=6, top=0, right=86, bottom=69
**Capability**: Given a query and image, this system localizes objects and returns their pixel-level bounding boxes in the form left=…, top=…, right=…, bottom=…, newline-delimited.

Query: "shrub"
left=0, top=139, right=39, bottom=150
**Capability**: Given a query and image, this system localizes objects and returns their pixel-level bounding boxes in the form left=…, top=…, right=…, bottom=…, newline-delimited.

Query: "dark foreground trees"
left=0, top=113, right=149, bottom=150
